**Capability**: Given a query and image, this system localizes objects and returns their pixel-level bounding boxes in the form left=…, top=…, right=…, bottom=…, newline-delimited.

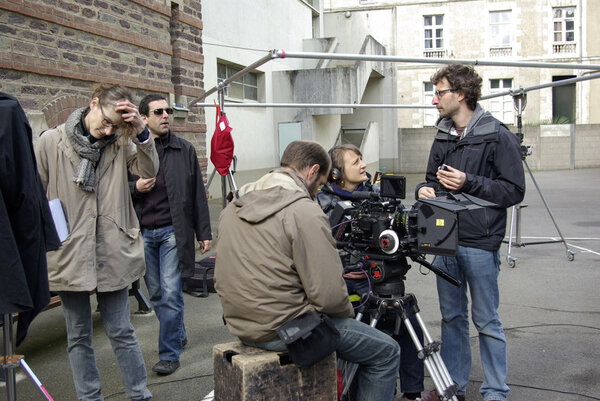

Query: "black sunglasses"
left=151, top=108, right=174, bottom=115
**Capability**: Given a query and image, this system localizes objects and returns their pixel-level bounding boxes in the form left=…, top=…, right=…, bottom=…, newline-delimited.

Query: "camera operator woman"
left=317, top=144, right=426, bottom=401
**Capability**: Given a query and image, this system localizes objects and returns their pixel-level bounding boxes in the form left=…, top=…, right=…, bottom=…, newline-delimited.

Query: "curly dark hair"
left=431, top=64, right=482, bottom=111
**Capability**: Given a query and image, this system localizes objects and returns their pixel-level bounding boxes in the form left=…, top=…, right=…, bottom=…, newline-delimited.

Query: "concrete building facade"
left=324, top=0, right=599, bottom=127
left=2, top=0, right=597, bottom=200
left=201, top=0, right=397, bottom=197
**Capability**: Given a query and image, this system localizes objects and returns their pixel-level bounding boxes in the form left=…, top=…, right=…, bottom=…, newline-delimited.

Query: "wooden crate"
left=213, top=341, right=337, bottom=401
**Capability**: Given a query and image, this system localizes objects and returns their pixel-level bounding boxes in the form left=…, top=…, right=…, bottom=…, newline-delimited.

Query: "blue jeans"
left=142, top=226, right=186, bottom=362
left=244, top=316, right=400, bottom=401
left=59, top=289, right=151, bottom=401
left=434, top=246, right=510, bottom=401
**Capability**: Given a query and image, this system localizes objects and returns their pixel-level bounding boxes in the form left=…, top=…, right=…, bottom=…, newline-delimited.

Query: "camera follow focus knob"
left=379, top=229, right=400, bottom=254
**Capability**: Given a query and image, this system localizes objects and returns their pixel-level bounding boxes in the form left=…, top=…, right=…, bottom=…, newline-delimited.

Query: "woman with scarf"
left=317, top=144, right=427, bottom=401
left=35, top=84, right=158, bottom=401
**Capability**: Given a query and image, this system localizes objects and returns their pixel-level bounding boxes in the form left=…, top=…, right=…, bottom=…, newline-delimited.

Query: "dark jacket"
left=0, top=93, right=60, bottom=345
left=130, top=131, right=212, bottom=278
left=415, top=105, right=525, bottom=251
left=317, top=174, right=376, bottom=218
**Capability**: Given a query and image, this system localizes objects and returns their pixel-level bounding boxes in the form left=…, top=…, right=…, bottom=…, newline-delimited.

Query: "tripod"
left=1, top=314, right=53, bottom=401
left=206, top=155, right=238, bottom=208
left=504, top=91, right=575, bottom=267
left=207, top=87, right=238, bottom=208
left=338, top=289, right=459, bottom=401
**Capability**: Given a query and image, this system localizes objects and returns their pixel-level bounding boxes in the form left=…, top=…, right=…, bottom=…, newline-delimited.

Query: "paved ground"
left=2, top=168, right=599, bottom=401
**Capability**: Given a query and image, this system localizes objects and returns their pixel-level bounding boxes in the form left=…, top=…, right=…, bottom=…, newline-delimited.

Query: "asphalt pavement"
left=2, top=168, right=599, bottom=401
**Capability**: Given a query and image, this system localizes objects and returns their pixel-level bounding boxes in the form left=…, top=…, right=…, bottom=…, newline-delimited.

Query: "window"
left=552, top=7, right=576, bottom=54
left=489, top=10, right=512, bottom=57
left=552, top=76, right=575, bottom=123
left=424, top=15, right=444, bottom=57
left=423, top=82, right=437, bottom=126
left=217, top=62, right=259, bottom=101
left=489, top=79, right=513, bottom=124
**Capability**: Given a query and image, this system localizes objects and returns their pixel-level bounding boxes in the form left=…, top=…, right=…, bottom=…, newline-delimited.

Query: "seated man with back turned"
left=214, top=140, right=400, bottom=401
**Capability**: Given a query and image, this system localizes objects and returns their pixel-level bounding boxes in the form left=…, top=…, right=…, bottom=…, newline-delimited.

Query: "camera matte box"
left=213, top=341, right=337, bottom=401
left=416, top=203, right=458, bottom=256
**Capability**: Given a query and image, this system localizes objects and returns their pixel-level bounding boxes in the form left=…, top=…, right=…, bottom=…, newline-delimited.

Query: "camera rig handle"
left=412, top=256, right=462, bottom=288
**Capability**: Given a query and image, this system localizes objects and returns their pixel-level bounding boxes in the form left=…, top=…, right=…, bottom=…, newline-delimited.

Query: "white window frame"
left=489, top=10, right=512, bottom=56
left=552, top=6, right=576, bottom=54
left=423, top=15, right=444, bottom=57
left=423, top=82, right=436, bottom=127
left=489, top=79, right=513, bottom=124
left=217, top=61, right=259, bottom=102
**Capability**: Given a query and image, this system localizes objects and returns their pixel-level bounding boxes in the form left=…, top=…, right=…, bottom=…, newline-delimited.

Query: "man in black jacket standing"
left=416, top=64, right=525, bottom=401
left=131, top=94, right=212, bottom=375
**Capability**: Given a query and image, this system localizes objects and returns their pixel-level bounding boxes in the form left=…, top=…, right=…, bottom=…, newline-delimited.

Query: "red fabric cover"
left=210, top=105, right=234, bottom=176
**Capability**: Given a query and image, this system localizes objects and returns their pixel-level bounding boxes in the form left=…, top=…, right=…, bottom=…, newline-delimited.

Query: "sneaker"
left=152, top=360, right=180, bottom=375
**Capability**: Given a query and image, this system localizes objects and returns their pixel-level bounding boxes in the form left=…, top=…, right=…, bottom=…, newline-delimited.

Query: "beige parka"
left=214, top=169, right=354, bottom=342
left=35, top=116, right=159, bottom=293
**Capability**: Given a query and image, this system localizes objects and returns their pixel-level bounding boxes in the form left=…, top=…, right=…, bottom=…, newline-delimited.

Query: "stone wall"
left=0, top=0, right=207, bottom=169
left=397, top=125, right=600, bottom=174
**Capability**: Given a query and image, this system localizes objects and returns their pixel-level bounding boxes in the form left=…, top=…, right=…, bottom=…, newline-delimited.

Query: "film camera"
left=329, top=173, right=492, bottom=296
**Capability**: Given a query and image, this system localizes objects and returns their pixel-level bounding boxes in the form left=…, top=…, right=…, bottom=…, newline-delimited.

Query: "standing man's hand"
left=199, top=240, right=212, bottom=254
left=437, top=165, right=466, bottom=191
left=136, top=177, right=156, bottom=193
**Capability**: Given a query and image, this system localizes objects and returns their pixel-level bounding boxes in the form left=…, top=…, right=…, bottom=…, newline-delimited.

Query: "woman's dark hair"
left=431, top=64, right=482, bottom=110
left=281, top=140, right=331, bottom=178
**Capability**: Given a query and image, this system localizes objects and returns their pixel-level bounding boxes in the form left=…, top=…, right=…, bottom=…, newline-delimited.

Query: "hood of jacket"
left=435, top=104, right=500, bottom=138
left=233, top=168, right=310, bottom=224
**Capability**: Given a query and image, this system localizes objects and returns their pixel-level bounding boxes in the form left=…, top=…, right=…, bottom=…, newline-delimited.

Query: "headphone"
left=327, top=146, right=342, bottom=183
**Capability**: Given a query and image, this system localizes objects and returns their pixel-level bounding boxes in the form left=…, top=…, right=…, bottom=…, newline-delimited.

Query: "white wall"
left=201, top=0, right=317, bottom=196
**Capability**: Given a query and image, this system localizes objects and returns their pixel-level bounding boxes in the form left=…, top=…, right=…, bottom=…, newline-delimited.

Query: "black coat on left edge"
left=0, top=93, right=60, bottom=345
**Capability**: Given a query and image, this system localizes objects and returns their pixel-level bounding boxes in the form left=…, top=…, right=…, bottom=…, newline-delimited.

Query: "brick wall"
left=0, top=0, right=207, bottom=170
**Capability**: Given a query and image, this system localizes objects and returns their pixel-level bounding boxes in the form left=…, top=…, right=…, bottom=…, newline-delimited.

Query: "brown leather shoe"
left=420, top=391, right=441, bottom=401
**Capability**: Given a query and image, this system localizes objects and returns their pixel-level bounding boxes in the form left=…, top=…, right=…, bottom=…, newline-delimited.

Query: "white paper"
left=48, top=198, right=69, bottom=242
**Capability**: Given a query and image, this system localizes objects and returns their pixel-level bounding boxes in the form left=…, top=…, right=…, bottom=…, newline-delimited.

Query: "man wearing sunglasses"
left=130, top=94, right=212, bottom=375
left=416, top=64, right=525, bottom=401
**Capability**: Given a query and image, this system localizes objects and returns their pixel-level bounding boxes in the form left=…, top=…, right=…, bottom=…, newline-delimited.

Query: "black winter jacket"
left=316, top=175, right=376, bottom=218
left=415, top=105, right=525, bottom=251
left=0, top=93, right=60, bottom=345
left=130, top=131, right=212, bottom=278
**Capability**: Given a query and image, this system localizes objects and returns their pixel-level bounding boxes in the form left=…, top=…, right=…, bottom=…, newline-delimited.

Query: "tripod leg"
left=523, top=159, right=575, bottom=261
left=2, top=314, right=17, bottom=401
left=19, top=359, right=54, bottom=401
left=402, top=311, right=457, bottom=401
left=506, top=205, right=517, bottom=267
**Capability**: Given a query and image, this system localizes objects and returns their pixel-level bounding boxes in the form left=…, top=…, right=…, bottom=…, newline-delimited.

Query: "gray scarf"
left=65, top=107, right=117, bottom=192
